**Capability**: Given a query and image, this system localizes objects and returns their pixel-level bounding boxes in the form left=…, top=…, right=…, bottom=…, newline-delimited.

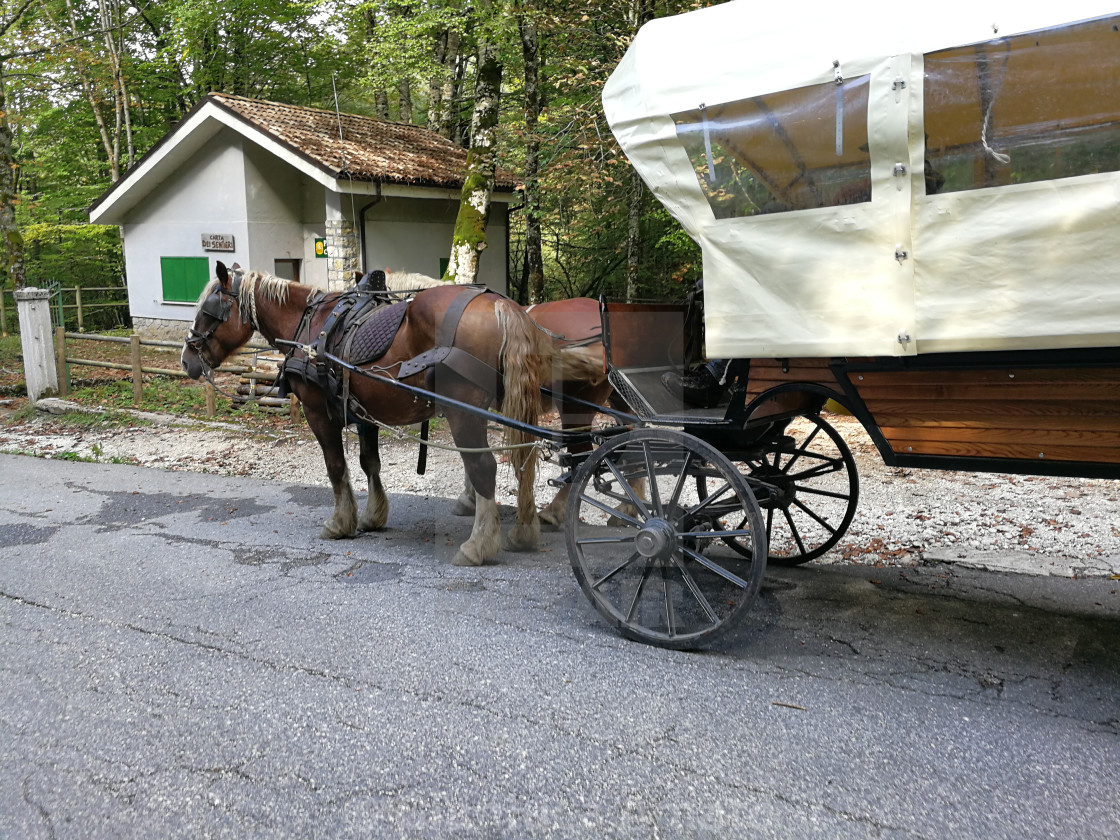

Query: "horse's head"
left=180, top=261, right=255, bottom=380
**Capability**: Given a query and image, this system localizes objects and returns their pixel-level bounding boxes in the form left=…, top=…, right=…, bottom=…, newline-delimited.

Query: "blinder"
left=186, top=271, right=244, bottom=351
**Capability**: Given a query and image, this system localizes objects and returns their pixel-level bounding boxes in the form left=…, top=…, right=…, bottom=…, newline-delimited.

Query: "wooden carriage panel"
left=745, top=358, right=843, bottom=401
left=848, top=366, right=1120, bottom=466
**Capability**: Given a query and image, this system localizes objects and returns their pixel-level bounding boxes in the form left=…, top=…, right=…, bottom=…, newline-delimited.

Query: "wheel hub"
left=634, top=518, right=677, bottom=559
left=754, top=466, right=794, bottom=509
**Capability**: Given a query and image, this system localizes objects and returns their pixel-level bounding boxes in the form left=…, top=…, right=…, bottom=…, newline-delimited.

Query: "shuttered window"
left=161, top=257, right=210, bottom=303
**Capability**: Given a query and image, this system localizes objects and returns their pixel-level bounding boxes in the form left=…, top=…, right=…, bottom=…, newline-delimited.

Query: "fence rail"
left=1, top=286, right=129, bottom=336
left=53, top=328, right=297, bottom=420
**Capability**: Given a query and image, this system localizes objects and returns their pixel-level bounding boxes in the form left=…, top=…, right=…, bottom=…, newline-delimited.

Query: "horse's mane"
left=384, top=271, right=445, bottom=291
left=194, top=269, right=292, bottom=310
left=240, top=270, right=291, bottom=308
left=196, top=267, right=447, bottom=321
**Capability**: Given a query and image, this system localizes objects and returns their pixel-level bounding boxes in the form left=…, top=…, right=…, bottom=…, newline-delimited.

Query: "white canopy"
left=603, top=0, right=1120, bottom=357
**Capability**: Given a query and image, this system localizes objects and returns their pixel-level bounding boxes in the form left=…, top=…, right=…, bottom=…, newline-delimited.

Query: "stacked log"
left=234, top=361, right=290, bottom=414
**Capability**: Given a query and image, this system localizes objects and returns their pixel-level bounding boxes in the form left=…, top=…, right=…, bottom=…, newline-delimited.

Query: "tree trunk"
left=517, top=3, right=545, bottom=304
left=624, top=0, right=654, bottom=300
left=398, top=77, right=413, bottom=123
left=438, top=29, right=461, bottom=140
left=0, top=60, right=25, bottom=289
left=444, top=41, right=502, bottom=284
left=625, top=168, right=644, bottom=301
left=427, top=30, right=447, bottom=130
left=363, top=6, right=391, bottom=118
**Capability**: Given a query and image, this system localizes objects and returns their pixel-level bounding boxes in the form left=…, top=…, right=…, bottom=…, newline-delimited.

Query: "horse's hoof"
left=452, top=548, right=484, bottom=566
left=357, top=511, right=387, bottom=532
left=452, top=496, right=476, bottom=516
left=319, top=524, right=352, bottom=540
left=538, top=508, right=563, bottom=531
left=502, top=522, right=540, bottom=552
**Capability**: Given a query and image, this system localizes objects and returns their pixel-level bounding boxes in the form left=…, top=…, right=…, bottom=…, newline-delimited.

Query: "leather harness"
left=278, top=284, right=501, bottom=426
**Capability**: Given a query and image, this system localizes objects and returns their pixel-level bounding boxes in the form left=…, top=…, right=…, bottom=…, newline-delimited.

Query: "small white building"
left=89, top=93, right=519, bottom=339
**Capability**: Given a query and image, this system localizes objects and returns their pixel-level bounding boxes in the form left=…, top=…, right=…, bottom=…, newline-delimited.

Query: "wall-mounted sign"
left=314, top=237, right=327, bottom=258
left=201, top=233, right=235, bottom=252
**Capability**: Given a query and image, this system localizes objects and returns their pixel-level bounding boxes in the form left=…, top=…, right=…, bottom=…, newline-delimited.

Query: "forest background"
left=0, top=0, right=715, bottom=313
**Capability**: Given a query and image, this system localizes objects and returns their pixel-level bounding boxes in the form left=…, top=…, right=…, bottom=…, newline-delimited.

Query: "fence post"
left=205, top=382, right=216, bottom=418
left=130, top=334, right=142, bottom=405
left=15, top=288, right=59, bottom=402
left=75, top=287, right=85, bottom=332
left=55, top=327, right=69, bottom=398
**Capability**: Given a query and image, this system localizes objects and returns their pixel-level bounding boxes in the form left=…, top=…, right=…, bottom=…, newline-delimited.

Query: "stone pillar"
left=324, top=217, right=359, bottom=291
left=15, top=288, right=59, bottom=402
left=323, top=192, right=359, bottom=292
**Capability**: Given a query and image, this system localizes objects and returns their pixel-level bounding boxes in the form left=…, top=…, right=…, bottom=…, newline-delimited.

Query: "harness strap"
left=397, top=286, right=500, bottom=392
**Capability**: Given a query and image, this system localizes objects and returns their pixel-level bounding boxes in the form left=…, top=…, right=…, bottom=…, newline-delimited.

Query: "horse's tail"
left=494, top=299, right=558, bottom=523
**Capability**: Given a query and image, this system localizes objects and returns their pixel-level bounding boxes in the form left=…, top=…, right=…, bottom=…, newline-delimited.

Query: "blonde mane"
left=384, top=271, right=446, bottom=291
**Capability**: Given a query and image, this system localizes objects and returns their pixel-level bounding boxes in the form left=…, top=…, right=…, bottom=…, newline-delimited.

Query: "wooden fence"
left=53, top=328, right=299, bottom=421
left=1, top=286, right=129, bottom=337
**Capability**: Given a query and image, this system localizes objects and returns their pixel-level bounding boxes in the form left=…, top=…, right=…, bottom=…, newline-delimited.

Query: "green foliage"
left=21, top=223, right=123, bottom=290
left=0, top=333, right=21, bottom=373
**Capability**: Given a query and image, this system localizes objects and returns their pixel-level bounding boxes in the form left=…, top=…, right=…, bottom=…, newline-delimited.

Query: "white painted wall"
left=364, top=197, right=509, bottom=292
left=121, top=133, right=249, bottom=321
left=243, top=144, right=312, bottom=282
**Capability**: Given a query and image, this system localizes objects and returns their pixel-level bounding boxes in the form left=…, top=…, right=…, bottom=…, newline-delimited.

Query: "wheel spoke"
left=680, top=545, right=749, bottom=589
left=781, top=506, right=809, bottom=555
left=685, top=527, right=756, bottom=540
left=659, top=560, right=678, bottom=636
left=780, top=424, right=823, bottom=474
left=785, top=459, right=842, bottom=482
left=591, top=551, right=643, bottom=590
left=689, top=479, right=734, bottom=518
left=790, top=496, right=840, bottom=534
left=576, top=534, right=638, bottom=546
left=667, top=450, right=694, bottom=511
left=671, top=554, right=721, bottom=625
left=576, top=490, right=644, bottom=528
left=793, top=484, right=853, bottom=501
left=625, top=557, right=657, bottom=622
left=642, top=441, right=664, bottom=516
left=606, top=457, right=651, bottom=520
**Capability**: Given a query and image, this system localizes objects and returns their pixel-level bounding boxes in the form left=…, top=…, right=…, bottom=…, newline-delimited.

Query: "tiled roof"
left=211, top=92, right=518, bottom=192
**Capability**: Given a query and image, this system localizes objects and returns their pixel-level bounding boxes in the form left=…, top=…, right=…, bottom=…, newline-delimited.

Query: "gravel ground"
left=2, top=399, right=1119, bottom=578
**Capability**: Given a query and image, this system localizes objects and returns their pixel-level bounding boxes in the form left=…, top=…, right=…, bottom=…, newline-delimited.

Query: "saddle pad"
left=347, top=300, right=410, bottom=365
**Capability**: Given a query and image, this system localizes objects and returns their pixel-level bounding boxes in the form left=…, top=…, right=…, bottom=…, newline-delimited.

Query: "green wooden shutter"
left=161, top=257, right=211, bottom=303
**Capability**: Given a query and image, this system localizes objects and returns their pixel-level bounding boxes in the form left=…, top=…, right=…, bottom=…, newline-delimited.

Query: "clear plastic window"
left=924, top=14, right=1120, bottom=193
left=673, top=76, right=871, bottom=217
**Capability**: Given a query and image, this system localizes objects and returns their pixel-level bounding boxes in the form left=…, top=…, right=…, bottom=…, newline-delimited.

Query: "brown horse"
left=447, top=296, right=620, bottom=528
left=523, top=297, right=615, bottom=527
left=365, top=270, right=620, bottom=528
left=181, top=262, right=555, bottom=566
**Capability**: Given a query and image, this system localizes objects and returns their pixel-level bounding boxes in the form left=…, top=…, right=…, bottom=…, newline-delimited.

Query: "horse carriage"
left=183, top=0, right=1120, bottom=649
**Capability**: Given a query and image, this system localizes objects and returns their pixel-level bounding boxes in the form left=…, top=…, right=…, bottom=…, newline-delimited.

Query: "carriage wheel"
left=565, top=428, right=767, bottom=649
left=702, top=413, right=859, bottom=566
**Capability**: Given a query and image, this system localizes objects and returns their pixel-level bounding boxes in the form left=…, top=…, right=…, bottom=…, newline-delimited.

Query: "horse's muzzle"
left=181, top=344, right=205, bottom=380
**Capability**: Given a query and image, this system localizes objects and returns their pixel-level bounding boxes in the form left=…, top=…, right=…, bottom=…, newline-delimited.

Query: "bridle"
left=184, top=271, right=245, bottom=383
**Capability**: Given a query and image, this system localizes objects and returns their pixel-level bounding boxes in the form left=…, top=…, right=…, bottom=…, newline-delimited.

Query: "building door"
left=274, top=259, right=301, bottom=283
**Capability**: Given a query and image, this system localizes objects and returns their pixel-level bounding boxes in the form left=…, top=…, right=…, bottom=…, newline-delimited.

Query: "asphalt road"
left=2, top=453, right=1118, bottom=839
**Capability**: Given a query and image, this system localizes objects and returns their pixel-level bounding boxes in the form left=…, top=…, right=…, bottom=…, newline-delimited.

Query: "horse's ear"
left=216, top=261, right=229, bottom=287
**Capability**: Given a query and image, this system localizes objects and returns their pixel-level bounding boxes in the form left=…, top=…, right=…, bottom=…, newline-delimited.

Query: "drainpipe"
left=357, top=182, right=383, bottom=274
